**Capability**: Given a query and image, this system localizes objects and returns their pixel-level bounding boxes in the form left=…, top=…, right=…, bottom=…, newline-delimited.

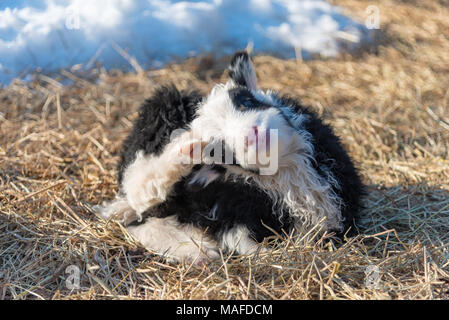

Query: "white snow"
left=0, top=0, right=371, bottom=84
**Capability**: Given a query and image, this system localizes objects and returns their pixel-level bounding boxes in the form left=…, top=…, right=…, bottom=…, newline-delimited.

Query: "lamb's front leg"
left=121, top=132, right=205, bottom=219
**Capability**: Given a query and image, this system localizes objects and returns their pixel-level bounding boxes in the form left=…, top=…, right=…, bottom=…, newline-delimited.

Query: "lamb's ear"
left=228, top=51, right=258, bottom=91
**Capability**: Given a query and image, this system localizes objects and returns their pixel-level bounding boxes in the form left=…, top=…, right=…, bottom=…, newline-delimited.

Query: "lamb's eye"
left=239, top=99, right=252, bottom=110
left=229, top=87, right=259, bottom=111
left=243, top=98, right=252, bottom=107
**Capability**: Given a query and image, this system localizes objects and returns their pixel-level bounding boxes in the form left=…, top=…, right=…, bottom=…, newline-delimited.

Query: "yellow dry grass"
left=1, top=0, right=448, bottom=299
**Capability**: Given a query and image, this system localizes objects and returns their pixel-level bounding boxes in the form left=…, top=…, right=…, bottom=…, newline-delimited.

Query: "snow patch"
left=0, top=0, right=372, bottom=84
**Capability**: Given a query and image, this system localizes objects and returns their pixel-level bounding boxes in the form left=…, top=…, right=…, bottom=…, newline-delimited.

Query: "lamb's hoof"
left=183, top=246, right=220, bottom=268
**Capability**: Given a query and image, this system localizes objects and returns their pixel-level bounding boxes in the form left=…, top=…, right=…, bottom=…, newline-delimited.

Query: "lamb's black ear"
left=228, top=51, right=258, bottom=91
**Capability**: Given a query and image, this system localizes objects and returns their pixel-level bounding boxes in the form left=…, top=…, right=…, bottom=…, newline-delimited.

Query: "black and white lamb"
left=96, top=51, right=364, bottom=264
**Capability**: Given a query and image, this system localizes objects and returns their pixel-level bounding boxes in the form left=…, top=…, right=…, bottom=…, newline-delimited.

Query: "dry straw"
left=1, top=0, right=448, bottom=299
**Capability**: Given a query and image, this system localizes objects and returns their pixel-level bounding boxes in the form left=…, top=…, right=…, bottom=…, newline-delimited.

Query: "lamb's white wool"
left=225, top=105, right=343, bottom=232
left=127, top=215, right=219, bottom=264
left=220, top=225, right=262, bottom=255
left=252, top=153, right=343, bottom=232
left=121, top=133, right=202, bottom=219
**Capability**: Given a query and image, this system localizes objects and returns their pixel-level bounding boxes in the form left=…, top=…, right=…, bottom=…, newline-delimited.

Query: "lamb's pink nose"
left=245, top=126, right=270, bottom=150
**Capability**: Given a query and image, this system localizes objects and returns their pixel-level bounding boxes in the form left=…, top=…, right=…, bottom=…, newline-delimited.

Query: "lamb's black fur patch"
left=228, top=51, right=253, bottom=88
left=118, top=85, right=363, bottom=243
left=135, top=171, right=292, bottom=243
left=229, top=87, right=271, bottom=111
left=117, top=85, right=202, bottom=185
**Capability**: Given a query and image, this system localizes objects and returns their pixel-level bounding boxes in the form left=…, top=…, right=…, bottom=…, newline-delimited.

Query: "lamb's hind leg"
left=96, top=132, right=204, bottom=222
left=94, top=196, right=138, bottom=225
left=127, top=215, right=220, bottom=264
left=121, top=132, right=205, bottom=219
left=220, top=225, right=267, bottom=256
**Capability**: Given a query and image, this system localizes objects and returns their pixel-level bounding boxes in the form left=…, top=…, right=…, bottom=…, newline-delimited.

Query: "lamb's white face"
left=191, top=82, right=297, bottom=174
left=187, top=52, right=302, bottom=175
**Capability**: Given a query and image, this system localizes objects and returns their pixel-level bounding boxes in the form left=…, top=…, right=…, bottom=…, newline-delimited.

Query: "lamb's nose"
left=252, top=125, right=258, bottom=136
left=245, top=126, right=270, bottom=150
left=244, top=126, right=258, bottom=148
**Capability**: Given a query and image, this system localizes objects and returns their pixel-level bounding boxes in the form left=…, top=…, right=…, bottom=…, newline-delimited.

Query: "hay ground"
left=1, top=0, right=449, bottom=300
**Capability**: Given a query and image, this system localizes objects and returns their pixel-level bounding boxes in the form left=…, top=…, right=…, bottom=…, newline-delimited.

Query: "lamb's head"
left=189, top=51, right=306, bottom=175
